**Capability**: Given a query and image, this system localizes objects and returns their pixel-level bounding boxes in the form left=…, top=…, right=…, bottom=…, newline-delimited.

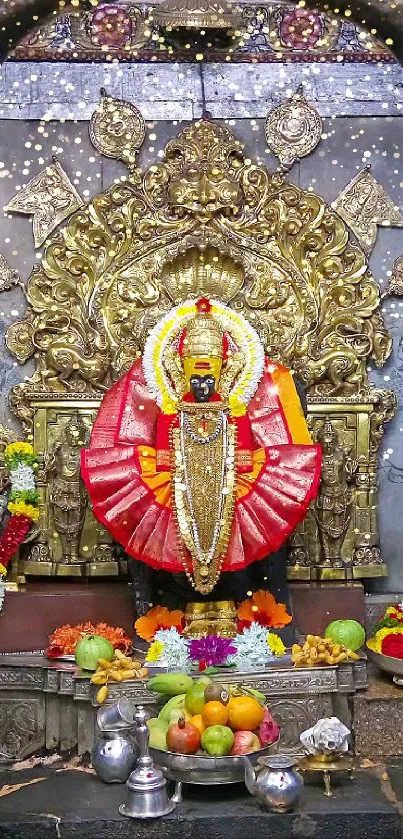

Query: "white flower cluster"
left=231, top=623, right=273, bottom=670
left=154, top=627, right=191, bottom=669
left=10, top=464, right=36, bottom=492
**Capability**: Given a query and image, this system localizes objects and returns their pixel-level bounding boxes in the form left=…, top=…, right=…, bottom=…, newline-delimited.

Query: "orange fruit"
left=190, top=714, right=206, bottom=737
left=227, top=696, right=265, bottom=731
left=202, top=700, right=229, bottom=727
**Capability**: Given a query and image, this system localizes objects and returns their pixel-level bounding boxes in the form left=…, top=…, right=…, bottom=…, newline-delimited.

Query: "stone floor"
left=0, top=759, right=402, bottom=839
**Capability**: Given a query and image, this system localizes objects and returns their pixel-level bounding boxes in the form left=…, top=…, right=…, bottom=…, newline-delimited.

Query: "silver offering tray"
left=366, top=646, right=403, bottom=687
left=150, top=742, right=278, bottom=785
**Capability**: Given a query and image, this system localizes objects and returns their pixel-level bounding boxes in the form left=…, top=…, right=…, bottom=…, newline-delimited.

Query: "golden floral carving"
left=265, top=89, right=322, bottom=170
left=6, top=119, right=391, bottom=400
left=89, top=90, right=145, bottom=170
left=5, top=158, right=83, bottom=248
left=385, top=255, right=403, bottom=297
left=332, top=166, right=403, bottom=256
left=0, top=254, right=20, bottom=293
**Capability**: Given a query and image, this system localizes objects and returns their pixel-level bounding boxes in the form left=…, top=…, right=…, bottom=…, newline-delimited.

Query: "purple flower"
left=188, top=635, right=237, bottom=667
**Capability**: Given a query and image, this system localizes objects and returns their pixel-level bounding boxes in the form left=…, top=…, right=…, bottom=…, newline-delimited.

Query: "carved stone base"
left=0, top=654, right=367, bottom=759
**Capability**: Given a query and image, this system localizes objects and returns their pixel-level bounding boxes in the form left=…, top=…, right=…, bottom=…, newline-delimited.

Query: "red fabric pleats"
left=81, top=358, right=322, bottom=575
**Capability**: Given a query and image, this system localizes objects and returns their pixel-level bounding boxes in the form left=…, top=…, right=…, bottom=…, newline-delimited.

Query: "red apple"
left=229, top=730, right=261, bottom=755
left=166, top=717, right=201, bottom=755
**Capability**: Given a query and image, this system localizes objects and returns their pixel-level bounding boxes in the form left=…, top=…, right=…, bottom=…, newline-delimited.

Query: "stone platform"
left=0, top=653, right=367, bottom=760
left=0, top=760, right=401, bottom=839
left=353, top=666, right=403, bottom=757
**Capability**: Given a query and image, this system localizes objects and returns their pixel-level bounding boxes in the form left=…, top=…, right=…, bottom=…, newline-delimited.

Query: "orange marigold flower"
left=135, top=606, right=184, bottom=642
left=48, top=622, right=131, bottom=655
left=237, top=590, right=292, bottom=630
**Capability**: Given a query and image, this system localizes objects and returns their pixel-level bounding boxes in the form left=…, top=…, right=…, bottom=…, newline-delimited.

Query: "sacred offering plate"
left=366, top=646, right=403, bottom=687
left=150, top=742, right=278, bottom=785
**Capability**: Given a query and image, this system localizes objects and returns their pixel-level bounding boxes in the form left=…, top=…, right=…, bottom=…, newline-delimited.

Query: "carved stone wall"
left=0, top=654, right=366, bottom=758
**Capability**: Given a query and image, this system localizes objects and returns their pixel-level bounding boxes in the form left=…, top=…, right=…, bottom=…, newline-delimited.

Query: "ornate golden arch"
left=6, top=119, right=395, bottom=579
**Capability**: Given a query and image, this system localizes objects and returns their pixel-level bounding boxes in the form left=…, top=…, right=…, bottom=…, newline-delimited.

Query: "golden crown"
left=181, top=299, right=224, bottom=359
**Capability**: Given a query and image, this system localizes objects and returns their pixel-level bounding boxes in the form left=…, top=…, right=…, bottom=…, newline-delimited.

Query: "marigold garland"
left=0, top=442, right=39, bottom=578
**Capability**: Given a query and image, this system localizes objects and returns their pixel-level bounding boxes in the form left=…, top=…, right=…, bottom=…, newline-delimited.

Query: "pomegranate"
left=166, top=717, right=201, bottom=755
left=230, top=730, right=261, bottom=755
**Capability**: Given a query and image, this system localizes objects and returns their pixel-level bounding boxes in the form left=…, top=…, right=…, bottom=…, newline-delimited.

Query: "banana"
left=91, top=672, right=107, bottom=685
left=98, top=658, right=114, bottom=670
left=114, top=649, right=127, bottom=661
left=108, top=669, right=123, bottom=682
left=120, top=669, right=137, bottom=680
left=96, top=685, right=108, bottom=704
left=147, top=673, right=193, bottom=696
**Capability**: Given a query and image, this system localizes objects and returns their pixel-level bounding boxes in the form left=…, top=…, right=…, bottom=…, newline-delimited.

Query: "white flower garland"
left=142, top=298, right=264, bottom=415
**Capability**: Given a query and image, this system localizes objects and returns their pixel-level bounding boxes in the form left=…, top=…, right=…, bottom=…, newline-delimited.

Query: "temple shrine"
left=0, top=0, right=403, bottom=834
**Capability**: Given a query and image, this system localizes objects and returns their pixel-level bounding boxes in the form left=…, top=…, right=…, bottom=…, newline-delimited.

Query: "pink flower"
left=89, top=6, right=133, bottom=48
left=279, top=9, right=323, bottom=50
left=189, top=635, right=236, bottom=667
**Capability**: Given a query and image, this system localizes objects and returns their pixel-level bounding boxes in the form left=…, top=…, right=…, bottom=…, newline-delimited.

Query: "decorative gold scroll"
left=265, top=89, right=322, bottom=169
left=5, top=158, right=83, bottom=248
left=89, top=90, right=145, bottom=170
left=332, top=166, right=403, bottom=256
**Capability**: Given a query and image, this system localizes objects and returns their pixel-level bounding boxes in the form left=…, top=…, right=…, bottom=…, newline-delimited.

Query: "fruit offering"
left=75, top=635, right=114, bottom=672
left=167, top=718, right=201, bottom=754
left=147, top=672, right=280, bottom=757
left=47, top=622, right=131, bottom=658
left=324, top=619, right=365, bottom=652
left=91, top=649, right=148, bottom=704
left=291, top=634, right=360, bottom=668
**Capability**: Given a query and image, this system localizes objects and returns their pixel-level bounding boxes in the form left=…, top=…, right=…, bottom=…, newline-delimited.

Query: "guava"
left=201, top=724, right=235, bottom=757
left=324, top=619, right=365, bottom=652
left=185, top=681, right=207, bottom=715
left=74, top=635, right=114, bottom=671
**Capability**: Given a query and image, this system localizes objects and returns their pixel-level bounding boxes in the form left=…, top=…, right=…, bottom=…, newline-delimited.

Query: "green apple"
left=201, top=725, right=235, bottom=757
left=185, top=681, right=207, bottom=715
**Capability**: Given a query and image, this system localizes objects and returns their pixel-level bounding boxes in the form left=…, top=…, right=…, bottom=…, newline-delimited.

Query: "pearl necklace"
left=182, top=410, right=224, bottom=445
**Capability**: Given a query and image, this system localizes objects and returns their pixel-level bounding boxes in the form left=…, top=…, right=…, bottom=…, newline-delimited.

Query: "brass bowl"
left=366, top=645, right=403, bottom=686
left=150, top=739, right=279, bottom=785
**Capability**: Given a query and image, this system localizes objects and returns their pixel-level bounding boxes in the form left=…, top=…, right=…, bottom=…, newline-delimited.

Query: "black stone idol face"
left=190, top=374, right=216, bottom=403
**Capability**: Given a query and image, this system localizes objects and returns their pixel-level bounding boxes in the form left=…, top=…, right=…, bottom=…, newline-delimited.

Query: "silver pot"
left=91, top=727, right=138, bottom=784
left=244, top=754, right=304, bottom=812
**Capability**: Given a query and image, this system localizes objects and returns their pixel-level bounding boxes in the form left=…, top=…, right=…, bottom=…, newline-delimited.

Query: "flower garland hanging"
left=0, top=442, right=39, bottom=582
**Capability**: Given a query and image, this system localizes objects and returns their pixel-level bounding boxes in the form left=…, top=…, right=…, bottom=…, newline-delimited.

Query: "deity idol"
left=81, top=298, right=321, bottom=596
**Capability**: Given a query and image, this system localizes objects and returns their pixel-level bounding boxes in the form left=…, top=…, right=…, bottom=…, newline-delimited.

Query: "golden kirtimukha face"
left=183, top=356, right=223, bottom=393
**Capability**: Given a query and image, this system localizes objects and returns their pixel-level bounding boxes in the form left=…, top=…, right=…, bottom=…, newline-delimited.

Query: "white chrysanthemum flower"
left=154, top=628, right=191, bottom=669
left=231, top=624, right=273, bottom=669
left=10, top=465, right=36, bottom=492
